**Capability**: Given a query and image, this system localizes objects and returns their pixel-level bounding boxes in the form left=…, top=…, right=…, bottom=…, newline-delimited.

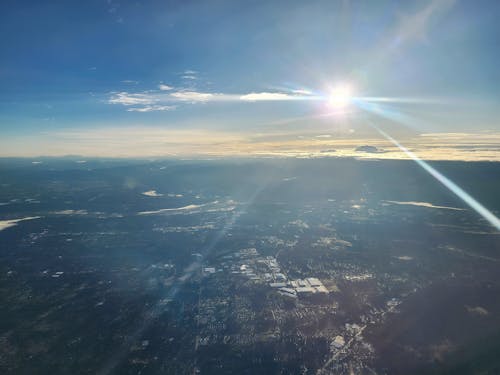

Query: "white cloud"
left=158, top=84, right=173, bottom=91
left=108, top=82, right=315, bottom=113
left=178, top=70, right=198, bottom=80
left=239, top=92, right=295, bottom=101
left=292, top=89, right=313, bottom=95
left=127, top=105, right=176, bottom=112
left=109, top=92, right=155, bottom=106
left=170, top=91, right=216, bottom=102
left=3, top=126, right=500, bottom=161
left=108, top=88, right=224, bottom=111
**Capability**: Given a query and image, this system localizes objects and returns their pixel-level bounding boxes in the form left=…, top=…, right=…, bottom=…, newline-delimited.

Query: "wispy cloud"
left=109, top=89, right=224, bottom=110
left=291, top=89, right=313, bottom=95
left=126, top=105, right=176, bottom=112
left=239, top=92, right=297, bottom=101
left=109, top=92, right=155, bottom=106
left=158, top=84, right=173, bottom=91
left=108, top=88, right=309, bottom=110
left=2, top=127, right=500, bottom=160
left=180, top=69, right=198, bottom=80
left=108, top=72, right=325, bottom=113
left=170, top=91, right=217, bottom=102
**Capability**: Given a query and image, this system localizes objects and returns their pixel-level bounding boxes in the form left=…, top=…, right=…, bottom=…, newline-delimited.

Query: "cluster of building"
left=222, top=249, right=285, bottom=282
left=201, top=248, right=329, bottom=300
left=270, top=277, right=329, bottom=298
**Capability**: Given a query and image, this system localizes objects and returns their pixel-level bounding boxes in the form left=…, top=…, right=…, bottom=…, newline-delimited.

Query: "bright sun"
left=328, top=84, right=354, bottom=109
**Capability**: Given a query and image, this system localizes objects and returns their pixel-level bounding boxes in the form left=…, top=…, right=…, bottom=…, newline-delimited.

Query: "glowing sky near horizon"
left=1, top=0, right=500, bottom=157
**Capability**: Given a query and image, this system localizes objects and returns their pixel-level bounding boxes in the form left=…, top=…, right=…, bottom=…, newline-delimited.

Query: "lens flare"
left=354, top=98, right=500, bottom=231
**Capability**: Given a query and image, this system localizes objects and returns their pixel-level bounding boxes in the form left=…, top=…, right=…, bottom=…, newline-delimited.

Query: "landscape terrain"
left=1, top=157, right=499, bottom=374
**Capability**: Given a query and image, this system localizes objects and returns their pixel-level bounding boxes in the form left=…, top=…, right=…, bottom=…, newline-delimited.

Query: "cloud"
left=109, top=92, right=155, bottom=106
left=170, top=91, right=216, bottom=102
left=180, top=70, right=198, bottom=80
left=126, top=105, right=176, bottom=112
left=3, top=127, right=500, bottom=161
left=419, top=132, right=500, bottom=140
left=292, top=89, right=313, bottom=95
left=158, top=84, right=173, bottom=91
left=108, top=81, right=318, bottom=112
left=13, top=127, right=245, bottom=157
left=109, top=88, right=224, bottom=109
left=239, top=92, right=296, bottom=101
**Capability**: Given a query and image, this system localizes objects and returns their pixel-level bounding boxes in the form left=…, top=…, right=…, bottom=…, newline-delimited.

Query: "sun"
left=328, top=84, right=354, bottom=109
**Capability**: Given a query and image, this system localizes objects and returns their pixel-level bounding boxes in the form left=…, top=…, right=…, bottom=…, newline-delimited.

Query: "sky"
left=1, top=0, right=500, bottom=159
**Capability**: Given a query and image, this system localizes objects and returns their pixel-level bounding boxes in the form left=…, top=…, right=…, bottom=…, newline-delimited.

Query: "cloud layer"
left=2, top=128, right=499, bottom=161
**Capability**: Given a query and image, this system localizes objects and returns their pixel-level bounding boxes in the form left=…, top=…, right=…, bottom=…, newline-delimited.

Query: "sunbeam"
left=97, top=182, right=269, bottom=375
left=363, top=118, right=500, bottom=231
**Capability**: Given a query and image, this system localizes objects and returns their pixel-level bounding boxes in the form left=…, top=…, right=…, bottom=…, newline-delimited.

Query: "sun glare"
left=328, top=84, right=354, bottom=108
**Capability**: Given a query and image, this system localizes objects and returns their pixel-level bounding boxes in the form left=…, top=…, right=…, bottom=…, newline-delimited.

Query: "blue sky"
left=1, top=0, right=500, bottom=158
